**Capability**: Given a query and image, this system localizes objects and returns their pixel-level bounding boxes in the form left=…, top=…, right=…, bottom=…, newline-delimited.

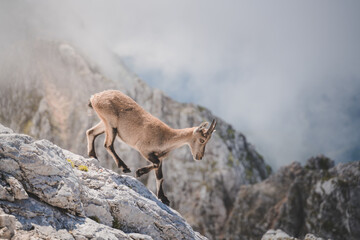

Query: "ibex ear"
left=195, top=122, right=209, bottom=133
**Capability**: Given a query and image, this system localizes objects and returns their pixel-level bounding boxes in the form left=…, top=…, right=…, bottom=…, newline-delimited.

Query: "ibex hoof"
left=122, top=167, right=131, bottom=173
left=88, top=151, right=97, bottom=159
left=160, top=196, right=170, bottom=206
left=135, top=169, right=144, bottom=177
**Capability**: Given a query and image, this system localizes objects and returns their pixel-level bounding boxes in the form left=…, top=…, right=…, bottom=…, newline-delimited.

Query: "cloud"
left=1, top=0, right=360, bottom=168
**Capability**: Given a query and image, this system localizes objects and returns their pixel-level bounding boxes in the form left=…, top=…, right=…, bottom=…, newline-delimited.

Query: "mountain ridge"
left=1, top=40, right=358, bottom=240
left=224, top=155, right=360, bottom=240
left=0, top=40, right=270, bottom=239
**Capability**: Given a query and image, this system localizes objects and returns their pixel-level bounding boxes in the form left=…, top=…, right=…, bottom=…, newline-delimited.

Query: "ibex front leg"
left=86, top=121, right=105, bottom=159
left=104, top=127, right=131, bottom=173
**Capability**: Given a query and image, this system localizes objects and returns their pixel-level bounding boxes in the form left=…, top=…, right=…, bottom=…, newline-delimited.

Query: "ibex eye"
left=199, top=139, right=205, bottom=143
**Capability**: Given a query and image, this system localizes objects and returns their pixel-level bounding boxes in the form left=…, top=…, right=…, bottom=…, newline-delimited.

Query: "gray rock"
left=261, top=229, right=325, bottom=240
left=63, top=152, right=206, bottom=239
left=261, top=229, right=295, bottom=240
left=0, top=128, right=206, bottom=239
left=4, top=174, right=28, bottom=200
left=0, top=134, right=84, bottom=215
left=0, top=185, right=14, bottom=202
left=225, top=156, right=360, bottom=240
left=0, top=208, right=16, bottom=239
left=304, top=233, right=325, bottom=240
left=305, top=155, right=334, bottom=170
left=0, top=124, right=13, bottom=134
left=0, top=173, right=28, bottom=202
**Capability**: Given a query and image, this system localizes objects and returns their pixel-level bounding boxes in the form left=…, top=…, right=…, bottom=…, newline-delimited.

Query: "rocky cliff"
left=0, top=40, right=271, bottom=239
left=224, top=156, right=360, bottom=240
left=0, top=123, right=206, bottom=239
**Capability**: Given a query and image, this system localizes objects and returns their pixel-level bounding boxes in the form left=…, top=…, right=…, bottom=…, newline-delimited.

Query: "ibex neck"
left=168, top=127, right=195, bottom=149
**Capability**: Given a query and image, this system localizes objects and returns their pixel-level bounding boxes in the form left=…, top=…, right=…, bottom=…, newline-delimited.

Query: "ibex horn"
left=207, top=119, right=217, bottom=135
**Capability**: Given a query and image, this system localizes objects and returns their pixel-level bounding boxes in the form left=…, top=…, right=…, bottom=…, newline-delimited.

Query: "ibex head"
left=189, top=119, right=217, bottom=160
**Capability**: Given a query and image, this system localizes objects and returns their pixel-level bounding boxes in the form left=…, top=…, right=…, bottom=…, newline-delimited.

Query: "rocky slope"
left=224, top=156, right=360, bottom=240
left=0, top=40, right=271, bottom=239
left=0, top=123, right=206, bottom=239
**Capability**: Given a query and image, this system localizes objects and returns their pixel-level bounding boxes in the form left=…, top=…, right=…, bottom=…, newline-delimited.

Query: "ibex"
left=86, top=90, right=216, bottom=205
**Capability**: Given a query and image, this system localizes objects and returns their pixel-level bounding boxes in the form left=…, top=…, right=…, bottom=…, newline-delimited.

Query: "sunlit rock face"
left=0, top=123, right=206, bottom=239
left=225, top=155, right=360, bottom=240
left=0, top=41, right=270, bottom=239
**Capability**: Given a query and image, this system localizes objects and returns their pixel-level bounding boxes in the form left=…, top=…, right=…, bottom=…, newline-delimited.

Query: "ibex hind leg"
left=104, top=127, right=131, bottom=173
left=86, top=121, right=105, bottom=159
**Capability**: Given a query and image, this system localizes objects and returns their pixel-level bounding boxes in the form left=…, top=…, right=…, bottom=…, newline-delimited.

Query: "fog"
left=1, top=0, right=360, bottom=168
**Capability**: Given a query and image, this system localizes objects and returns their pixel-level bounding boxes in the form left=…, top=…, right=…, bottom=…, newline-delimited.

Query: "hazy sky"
left=1, top=0, right=360, bottom=168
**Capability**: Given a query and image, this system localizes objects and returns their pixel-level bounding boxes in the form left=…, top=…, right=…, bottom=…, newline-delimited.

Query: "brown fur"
left=86, top=90, right=216, bottom=205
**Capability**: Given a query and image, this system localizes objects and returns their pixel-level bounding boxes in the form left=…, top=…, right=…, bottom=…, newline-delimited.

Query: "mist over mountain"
left=1, top=2, right=360, bottom=239
left=2, top=40, right=358, bottom=240
left=1, top=1, right=360, bottom=168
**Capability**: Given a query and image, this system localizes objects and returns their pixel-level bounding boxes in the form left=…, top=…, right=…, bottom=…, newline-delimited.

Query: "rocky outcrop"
left=0, top=40, right=271, bottom=239
left=0, top=124, right=206, bottom=239
left=261, top=229, right=325, bottom=240
left=225, top=156, right=360, bottom=240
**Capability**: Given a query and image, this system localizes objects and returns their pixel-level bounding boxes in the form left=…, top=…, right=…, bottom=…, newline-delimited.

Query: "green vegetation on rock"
left=197, top=105, right=206, bottom=112
left=89, top=216, right=100, bottom=223
left=227, top=153, right=235, bottom=167
left=67, top=159, right=75, bottom=168
left=266, top=164, right=272, bottom=175
left=227, top=126, right=235, bottom=139
left=23, top=119, right=33, bottom=135
left=112, top=217, right=122, bottom=230
left=78, top=165, right=88, bottom=172
left=245, top=168, right=253, bottom=180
